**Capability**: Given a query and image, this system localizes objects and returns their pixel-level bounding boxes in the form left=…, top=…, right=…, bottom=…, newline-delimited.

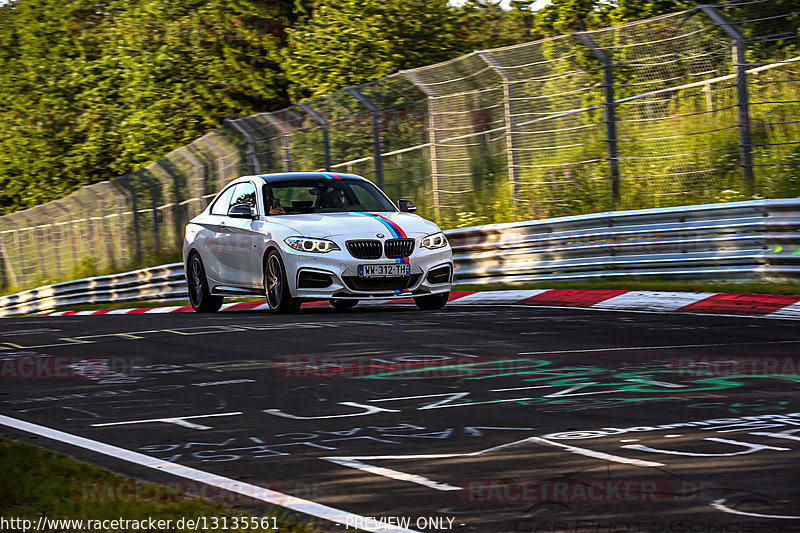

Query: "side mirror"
left=398, top=198, right=417, bottom=213
left=228, top=203, right=255, bottom=219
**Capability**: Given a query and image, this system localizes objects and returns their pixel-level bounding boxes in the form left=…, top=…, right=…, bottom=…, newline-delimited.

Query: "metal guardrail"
left=0, top=264, right=186, bottom=317
left=447, top=198, right=800, bottom=285
left=1, top=198, right=798, bottom=317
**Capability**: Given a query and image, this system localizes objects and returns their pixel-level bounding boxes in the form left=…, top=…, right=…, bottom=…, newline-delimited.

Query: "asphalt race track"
left=1, top=304, right=799, bottom=532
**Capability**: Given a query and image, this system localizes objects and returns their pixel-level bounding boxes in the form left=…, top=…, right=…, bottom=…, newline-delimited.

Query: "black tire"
left=330, top=299, right=358, bottom=310
left=264, top=250, right=301, bottom=313
left=187, top=254, right=223, bottom=313
left=414, top=292, right=449, bottom=311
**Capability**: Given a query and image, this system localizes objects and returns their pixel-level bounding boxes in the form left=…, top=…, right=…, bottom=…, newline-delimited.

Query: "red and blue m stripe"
left=355, top=212, right=408, bottom=239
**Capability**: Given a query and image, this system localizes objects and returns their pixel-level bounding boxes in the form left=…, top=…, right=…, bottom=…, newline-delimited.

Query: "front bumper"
left=281, top=244, right=453, bottom=300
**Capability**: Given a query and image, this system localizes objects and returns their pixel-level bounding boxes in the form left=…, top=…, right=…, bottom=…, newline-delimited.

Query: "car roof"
left=249, top=172, right=371, bottom=184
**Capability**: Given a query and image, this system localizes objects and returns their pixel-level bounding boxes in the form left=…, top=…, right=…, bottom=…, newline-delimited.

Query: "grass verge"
left=0, top=437, right=320, bottom=532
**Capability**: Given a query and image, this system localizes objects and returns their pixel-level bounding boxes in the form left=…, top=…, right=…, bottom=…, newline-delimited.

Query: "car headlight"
left=285, top=237, right=341, bottom=253
left=420, top=232, right=448, bottom=250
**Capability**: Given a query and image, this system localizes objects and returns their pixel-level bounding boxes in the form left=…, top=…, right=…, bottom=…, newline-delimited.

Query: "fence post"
left=699, top=5, right=755, bottom=194
left=225, top=117, right=261, bottom=174
left=346, top=86, right=385, bottom=189
left=574, top=32, right=621, bottom=211
left=53, top=201, right=79, bottom=272
left=112, top=177, right=142, bottom=264
left=134, top=170, right=161, bottom=255
left=477, top=50, right=521, bottom=217
left=263, top=113, right=293, bottom=172
left=298, top=102, right=331, bottom=171
left=0, top=225, right=18, bottom=289
left=67, top=196, right=93, bottom=268
left=156, top=159, right=186, bottom=252
left=11, top=225, right=24, bottom=285
left=177, top=147, right=207, bottom=214
left=86, top=185, right=117, bottom=271
left=36, top=205, right=62, bottom=278
left=199, top=135, right=228, bottom=191
left=402, top=69, right=441, bottom=221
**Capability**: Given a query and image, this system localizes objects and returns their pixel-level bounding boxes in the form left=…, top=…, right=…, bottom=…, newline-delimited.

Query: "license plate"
left=358, top=264, right=411, bottom=277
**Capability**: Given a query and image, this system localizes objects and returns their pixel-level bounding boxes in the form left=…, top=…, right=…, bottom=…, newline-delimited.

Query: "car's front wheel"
left=187, top=254, right=223, bottom=313
left=264, top=251, right=301, bottom=313
left=414, top=292, right=449, bottom=311
left=330, top=299, right=358, bottom=310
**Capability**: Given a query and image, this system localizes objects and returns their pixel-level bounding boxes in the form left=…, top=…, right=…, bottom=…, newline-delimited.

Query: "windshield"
left=263, top=179, right=396, bottom=215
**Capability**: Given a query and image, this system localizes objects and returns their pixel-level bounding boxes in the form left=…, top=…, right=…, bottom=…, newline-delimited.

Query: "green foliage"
left=283, top=0, right=463, bottom=101
left=0, top=438, right=316, bottom=532
left=0, top=0, right=293, bottom=215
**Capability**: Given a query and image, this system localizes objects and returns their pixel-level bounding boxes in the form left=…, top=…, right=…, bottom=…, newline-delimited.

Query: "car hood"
left=274, top=212, right=441, bottom=239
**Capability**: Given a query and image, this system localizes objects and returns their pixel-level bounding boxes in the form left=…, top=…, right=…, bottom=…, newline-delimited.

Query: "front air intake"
left=346, top=240, right=382, bottom=260
left=384, top=238, right=415, bottom=258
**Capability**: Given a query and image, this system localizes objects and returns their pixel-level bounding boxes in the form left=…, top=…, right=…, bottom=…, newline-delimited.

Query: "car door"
left=202, top=184, right=237, bottom=285
left=225, top=181, right=262, bottom=288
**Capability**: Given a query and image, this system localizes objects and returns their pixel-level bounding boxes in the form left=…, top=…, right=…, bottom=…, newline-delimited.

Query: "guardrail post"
left=264, top=113, right=293, bottom=172
left=298, top=102, right=331, bottom=171
left=225, top=117, right=261, bottom=174
left=402, top=69, right=441, bottom=220
left=134, top=170, right=161, bottom=255
left=477, top=50, right=522, bottom=217
left=346, top=86, right=385, bottom=189
left=699, top=5, right=755, bottom=194
left=574, top=32, right=621, bottom=211
left=112, top=177, right=142, bottom=264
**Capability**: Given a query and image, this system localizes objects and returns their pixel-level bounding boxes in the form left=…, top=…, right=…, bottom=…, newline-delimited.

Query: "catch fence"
left=0, top=1, right=797, bottom=291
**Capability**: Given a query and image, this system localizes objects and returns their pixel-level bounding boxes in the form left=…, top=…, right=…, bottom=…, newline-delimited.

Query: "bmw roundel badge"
left=376, top=233, right=385, bottom=238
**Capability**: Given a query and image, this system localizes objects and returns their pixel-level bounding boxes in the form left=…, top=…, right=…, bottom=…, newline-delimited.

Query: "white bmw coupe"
left=183, top=172, right=453, bottom=313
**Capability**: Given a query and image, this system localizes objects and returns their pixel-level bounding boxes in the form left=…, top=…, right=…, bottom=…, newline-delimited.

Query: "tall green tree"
left=0, top=0, right=297, bottom=213
left=283, top=0, right=462, bottom=101
left=454, top=0, right=537, bottom=51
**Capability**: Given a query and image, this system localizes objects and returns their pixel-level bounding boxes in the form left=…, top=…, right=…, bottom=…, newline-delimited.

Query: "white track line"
left=529, top=437, right=664, bottom=467
left=324, top=458, right=461, bottom=491
left=711, top=498, right=800, bottom=519
left=0, top=415, right=420, bottom=533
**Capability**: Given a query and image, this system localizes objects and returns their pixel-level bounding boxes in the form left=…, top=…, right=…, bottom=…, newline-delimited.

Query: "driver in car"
left=265, top=192, right=286, bottom=215
left=321, top=189, right=347, bottom=209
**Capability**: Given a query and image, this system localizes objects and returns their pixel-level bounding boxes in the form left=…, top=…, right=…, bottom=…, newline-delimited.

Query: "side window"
left=210, top=186, right=236, bottom=216
left=230, top=182, right=257, bottom=214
